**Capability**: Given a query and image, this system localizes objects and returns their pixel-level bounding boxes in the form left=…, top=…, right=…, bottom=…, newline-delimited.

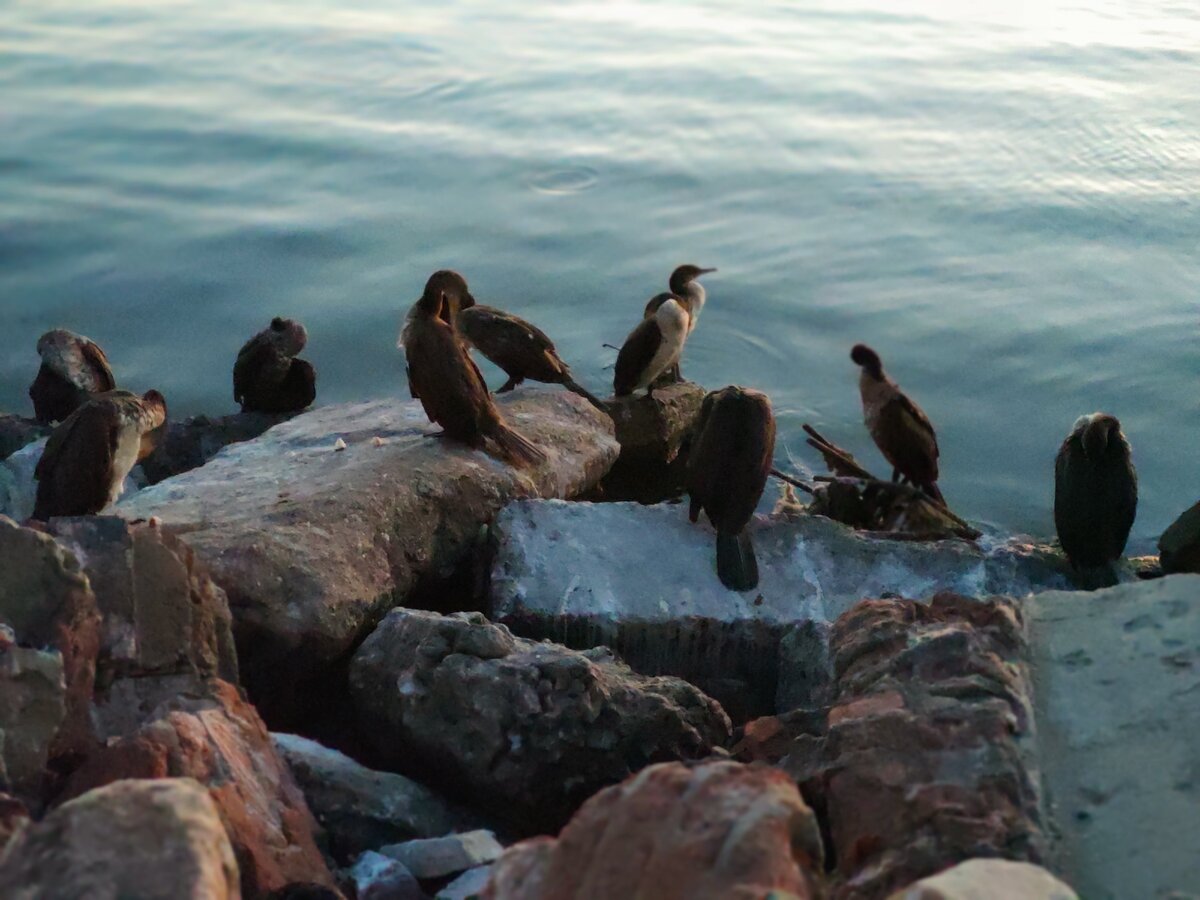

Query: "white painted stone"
left=1025, top=575, right=1200, bottom=900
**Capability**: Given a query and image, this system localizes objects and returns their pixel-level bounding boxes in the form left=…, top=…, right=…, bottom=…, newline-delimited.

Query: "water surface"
left=3, top=0, right=1199, bottom=548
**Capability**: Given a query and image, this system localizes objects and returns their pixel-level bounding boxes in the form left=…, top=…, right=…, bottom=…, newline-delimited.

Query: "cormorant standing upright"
left=401, top=270, right=545, bottom=468
left=1054, top=412, right=1137, bottom=586
left=687, top=386, right=776, bottom=591
left=850, top=343, right=944, bottom=504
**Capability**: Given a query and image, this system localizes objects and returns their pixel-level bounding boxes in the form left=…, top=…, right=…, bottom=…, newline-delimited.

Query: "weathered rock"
left=0, top=643, right=65, bottom=805
left=491, top=501, right=1070, bottom=715
left=436, top=866, right=492, bottom=900
left=886, top=858, right=1078, bottom=899
left=118, top=392, right=618, bottom=725
left=785, top=593, right=1044, bottom=899
left=1025, top=576, right=1200, bottom=900
left=60, top=679, right=336, bottom=897
left=1158, top=500, right=1200, bottom=574
left=0, top=778, right=241, bottom=899
left=349, top=851, right=426, bottom=900
left=273, top=733, right=482, bottom=864
left=0, top=413, right=48, bottom=461
left=593, top=381, right=705, bottom=502
left=381, top=831, right=504, bottom=881
left=350, top=609, right=731, bottom=831
left=46, top=517, right=238, bottom=702
left=140, top=411, right=295, bottom=485
left=483, top=760, right=824, bottom=899
left=0, top=516, right=100, bottom=802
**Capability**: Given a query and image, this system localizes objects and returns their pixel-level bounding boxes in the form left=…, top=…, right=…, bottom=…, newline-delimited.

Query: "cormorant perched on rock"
left=613, top=297, right=690, bottom=398
left=401, top=270, right=545, bottom=468
left=457, top=305, right=606, bottom=410
left=687, top=386, right=776, bottom=591
left=28, top=329, right=117, bottom=424
left=233, top=317, right=316, bottom=413
left=850, top=343, right=944, bottom=504
left=643, top=265, right=716, bottom=381
left=33, top=389, right=168, bottom=519
left=1054, top=412, right=1137, bottom=586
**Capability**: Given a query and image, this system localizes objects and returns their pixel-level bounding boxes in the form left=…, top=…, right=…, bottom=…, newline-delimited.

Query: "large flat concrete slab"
left=1025, top=575, right=1200, bottom=899
left=491, top=500, right=1071, bottom=714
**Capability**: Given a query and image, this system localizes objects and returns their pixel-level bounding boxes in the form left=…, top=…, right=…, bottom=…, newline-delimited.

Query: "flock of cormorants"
left=17, top=263, right=1138, bottom=592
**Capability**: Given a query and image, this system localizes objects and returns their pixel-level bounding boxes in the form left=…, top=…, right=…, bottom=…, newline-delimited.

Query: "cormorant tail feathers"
left=563, top=378, right=608, bottom=413
left=716, top=530, right=759, bottom=592
left=491, top=423, right=546, bottom=469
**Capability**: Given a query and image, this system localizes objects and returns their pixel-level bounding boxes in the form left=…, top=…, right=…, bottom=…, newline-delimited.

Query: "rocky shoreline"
left=1, top=384, right=1197, bottom=899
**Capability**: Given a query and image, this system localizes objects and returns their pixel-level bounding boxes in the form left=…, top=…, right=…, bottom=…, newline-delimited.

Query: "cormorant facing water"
left=457, top=305, right=606, bottom=410
left=29, top=329, right=117, bottom=424
left=850, top=343, right=944, bottom=504
left=1054, top=412, right=1137, bottom=585
left=613, top=297, right=690, bottom=398
left=687, top=386, right=776, bottom=591
left=401, top=270, right=545, bottom=468
left=33, top=389, right=168, bottom=519
left=233, top=317, right=316, bottom=413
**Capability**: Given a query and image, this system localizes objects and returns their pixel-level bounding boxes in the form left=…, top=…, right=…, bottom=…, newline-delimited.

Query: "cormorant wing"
left=613, top=318, right=663, bottom=395
left=35, top=402, right=117, bottom=493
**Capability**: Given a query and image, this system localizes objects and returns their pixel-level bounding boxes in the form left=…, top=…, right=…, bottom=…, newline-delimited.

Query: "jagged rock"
left=59, top=679, right=336, bottom=897
left=491, top=501, right=1070, bottom=716
left=118, top=392, right=618, bottom=725
left=1158, top=500, right=1200, bottom=574
left=380, top=831, right=504, bottom=881
left=1025, top=576, right=1200, bottom=900
left=140, top=411, right=294, bottom=485
left=785, top=593, right=1043, bottom=900
left=0, top=778, right=241, bottom=899
left=0, top=414, right=48, bottom=461
left=0, top=516, right=100, bottom=803
left=46, top=517, right=238, bottom=705
left=483, top=760, right=824, bottom=899
left=349, top=609, right=731, bottom=831
left=593, top=381, right=705, bottom=502
left=349, top=852, right=426, bottom=900
left=273, top=733, right=483, bottom=864
left=436, top=866, right=492, bottom=900
left=887, top=859, right=1078, bottom=899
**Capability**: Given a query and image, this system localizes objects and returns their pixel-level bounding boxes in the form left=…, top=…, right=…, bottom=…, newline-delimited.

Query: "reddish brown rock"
left=60, top=679, right=335, bottom=898
left=0, top=778, right=241, bottom=900
left=0, top=515, right=100, bottom=805
left=46, top=517, right=238, bottom=692
left=483, top=760, right=824, bottom=899
left=785, top=593, right=1043, bottom=900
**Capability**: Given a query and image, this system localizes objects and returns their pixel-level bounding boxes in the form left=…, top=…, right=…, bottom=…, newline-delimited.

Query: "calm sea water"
left=2, top=1, right=1198, bottom=548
